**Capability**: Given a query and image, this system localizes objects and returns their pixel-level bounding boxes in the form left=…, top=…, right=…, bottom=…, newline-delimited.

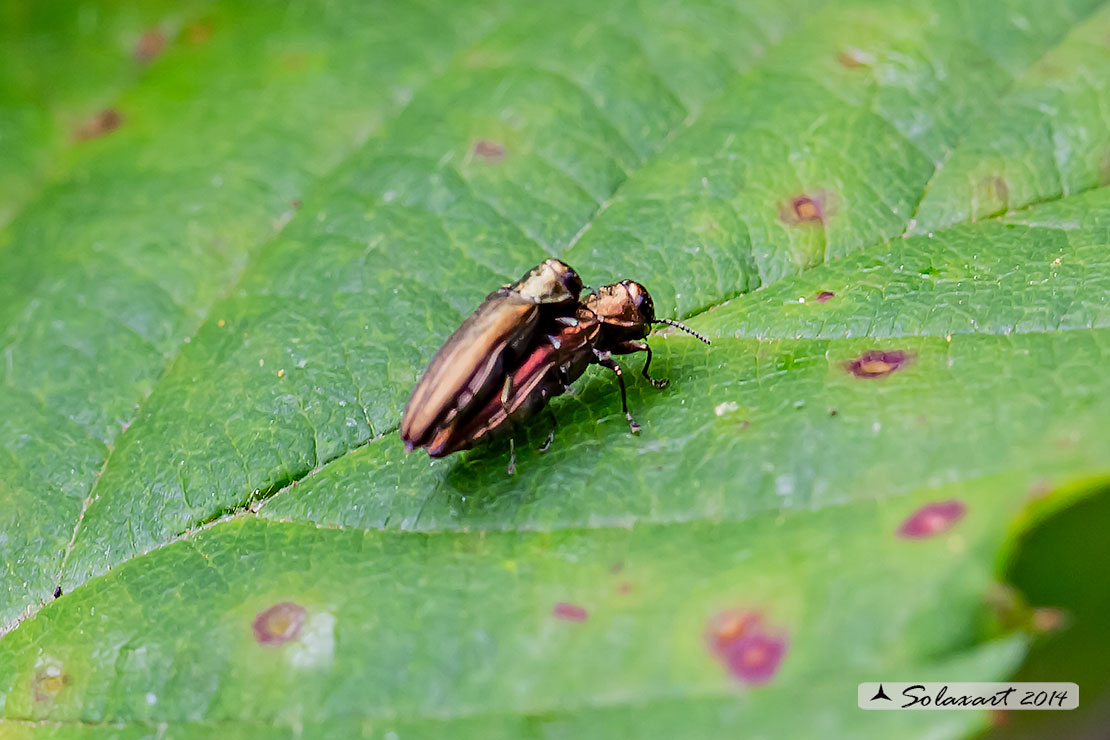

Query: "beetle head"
left=515, top=259, right=583, bottom=304
left=585, top=280, right=711, bottom=345
left=585, top=280, right=655, bottom=340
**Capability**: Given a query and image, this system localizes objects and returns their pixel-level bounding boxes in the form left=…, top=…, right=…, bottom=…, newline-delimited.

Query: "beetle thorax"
left=516, top=259, right=582, bottom=303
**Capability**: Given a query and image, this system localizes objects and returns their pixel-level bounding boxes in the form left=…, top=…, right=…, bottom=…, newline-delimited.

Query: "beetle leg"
left=506, top=436, right=517, bottom=476
left=595, top=350, right=640, bottom=434
left=538, top=407, right=557, bottom=452
left=614, top=340, right=668, bottom=389
left=498, top=376, right=518, bottom=474
left=556, top=363, right=573, bottom=392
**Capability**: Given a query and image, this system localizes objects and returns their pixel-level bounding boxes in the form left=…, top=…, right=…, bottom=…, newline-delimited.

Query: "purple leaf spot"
left=253, top=601, right=307, bottom=645
left=552, top=602, right=589, bottom=622
left=133, top=29, right=167, bottom=64
left=897, top=500, right=967, bottom=538
left=473, top=139, right=505, bottom=161
left=722, top=633, right=788, bottom=684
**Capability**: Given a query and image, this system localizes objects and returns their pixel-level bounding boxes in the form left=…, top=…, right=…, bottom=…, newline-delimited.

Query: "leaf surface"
left=2, top=0, right=1109, bottom=737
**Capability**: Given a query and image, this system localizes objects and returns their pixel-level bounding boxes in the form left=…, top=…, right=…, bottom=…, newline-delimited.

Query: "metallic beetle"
left=403, top=271, right=708, bottom=463
left=400, top=259, right=582, bottom=452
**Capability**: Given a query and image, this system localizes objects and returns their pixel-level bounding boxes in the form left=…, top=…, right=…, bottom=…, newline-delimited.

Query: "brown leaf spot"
left=280, top=52, right=309, bottom=71
left=617, top=582, right=633, bottom=594
left=989, top=709, right=1011, bottom=727
left=897, top=500, right=966, bottom=539
left=75, top=109, right=124, bottom=141
left=779, top=190, right=833, bottom=226
left=290, top=198, right=303, bottom=210
left=1054, top=431, right=1080, bottom=449
left=1031, top=607, right=1068, bottom=632
left=133, top=29, right=167, bottom=64
left=706, top=609, right=762, bottom=654
left=473, top=139, right=505, bottom=161
left=609, top=561, right=624, bottom=573
left=844, top=349, right=915, bottom=379
left=552, top=602, right=588, bottom=622
left=1027, top=478, right=1053, bottom=500
left=984, top=583, right=1024, bottom=628
left=184, top=22, right=213, bottom=45
left=706, top=610, right=788, bottom=684
left=984, top=175, right=1009, bottom=201
left=815, top=290, right=836, bottom=302
left=253, top=601, right=307, bottom=645
left=32, top=667, right=70, bottom=703
left=974, top=176, right=1010, bottom=215
left=836, top=47, right=875, bottom=68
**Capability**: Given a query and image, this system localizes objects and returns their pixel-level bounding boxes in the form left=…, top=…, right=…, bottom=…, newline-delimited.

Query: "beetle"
left=419, top=279, right=710, bottom=464
left=400, top=258, right=582, bottom=452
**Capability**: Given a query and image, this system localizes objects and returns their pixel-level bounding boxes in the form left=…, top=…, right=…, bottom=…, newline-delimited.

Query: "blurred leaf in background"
left=1, top=0, right=1108, bottom=737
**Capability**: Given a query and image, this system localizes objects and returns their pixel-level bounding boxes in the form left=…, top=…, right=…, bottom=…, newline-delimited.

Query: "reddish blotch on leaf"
left=76, top=109, right=124, bottom=141
left=253, top=601, right=307, bottom=645
left=133, top=29, right=167, bottom=64
left=473, top=139, right=506, bottom=161
left=845, top=349, right=915, bottom=379
left=552, top=602, right=589, bottom=622
left=779, top=190, right=834, bottom=225
left=897, top=500, right=967, bottom=539
left=706, top=609, right=788, bottom=684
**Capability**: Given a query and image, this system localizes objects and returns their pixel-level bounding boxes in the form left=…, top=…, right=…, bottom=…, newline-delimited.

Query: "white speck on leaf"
left=287, top=611, right=336, bottom=669
left=714, top=401, right=739, bottom=416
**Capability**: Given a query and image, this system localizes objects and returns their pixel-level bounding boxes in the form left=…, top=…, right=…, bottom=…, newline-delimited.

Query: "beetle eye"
left=564, top=266, right=583, bottom=297
left=623, top=281, right=654, bottom=322
left=640, top=291, right=655, bottom=322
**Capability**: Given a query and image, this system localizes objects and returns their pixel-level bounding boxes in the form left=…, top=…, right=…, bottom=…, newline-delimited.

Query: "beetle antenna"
left=652, top=318, right=711, bottom=345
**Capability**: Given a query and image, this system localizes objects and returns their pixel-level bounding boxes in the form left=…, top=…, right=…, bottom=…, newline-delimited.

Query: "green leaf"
left=2, top=0, right=1109, bottom=737
left=0, top=0, right=215, bottom=226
